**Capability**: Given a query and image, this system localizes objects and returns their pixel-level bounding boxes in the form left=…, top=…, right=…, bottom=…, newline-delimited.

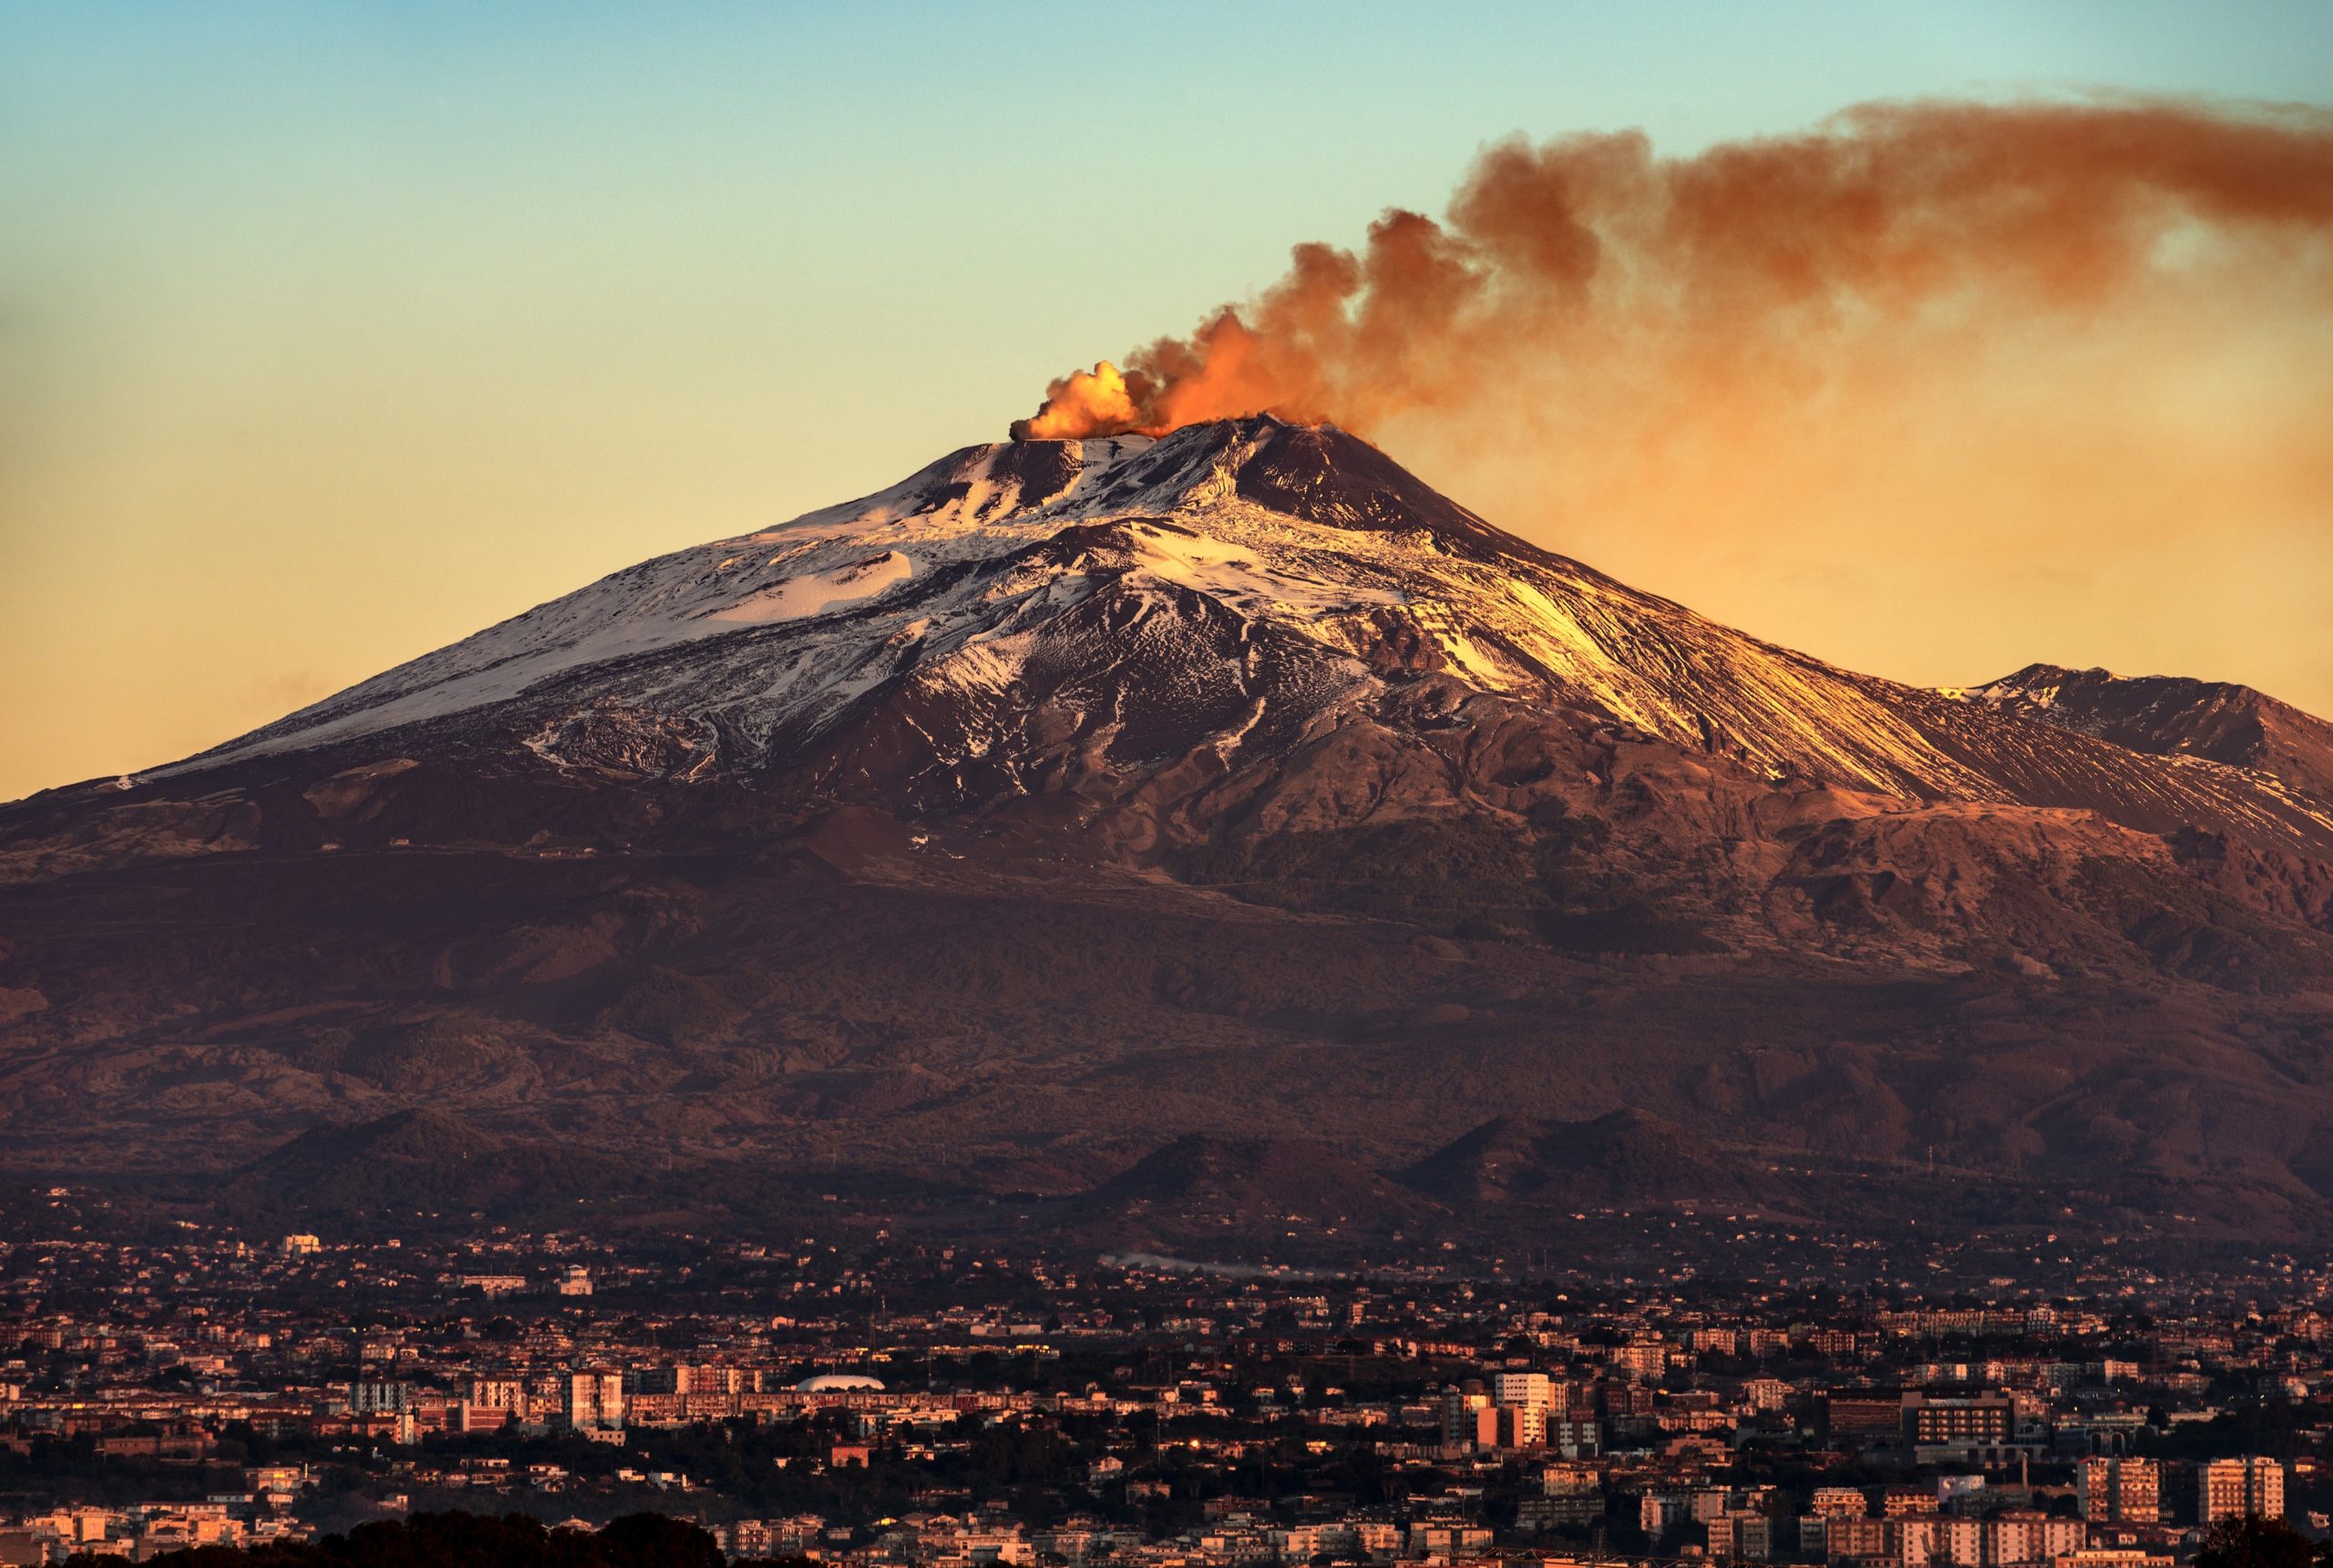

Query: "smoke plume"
left=1015, top=99, right=2333, bottom=442
left=1012, top=98, right=2333, bottom=712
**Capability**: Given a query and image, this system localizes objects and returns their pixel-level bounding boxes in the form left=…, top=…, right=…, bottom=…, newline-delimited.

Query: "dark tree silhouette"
left=2193, top=1513, right=2321, bottom=1568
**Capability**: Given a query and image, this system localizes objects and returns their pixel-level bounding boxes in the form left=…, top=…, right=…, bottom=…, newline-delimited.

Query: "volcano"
left=5, top=417, right=2332, bottom=1241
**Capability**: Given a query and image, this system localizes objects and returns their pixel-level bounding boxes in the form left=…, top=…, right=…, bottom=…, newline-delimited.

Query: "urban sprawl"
left=0, top=1211, right=2323, bottom=1568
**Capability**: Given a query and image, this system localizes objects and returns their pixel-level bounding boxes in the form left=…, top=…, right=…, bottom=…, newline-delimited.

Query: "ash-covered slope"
left=6, top=417, right=2333, bottom=1243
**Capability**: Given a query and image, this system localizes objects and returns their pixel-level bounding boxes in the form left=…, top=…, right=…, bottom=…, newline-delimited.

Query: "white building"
left=2200, top=1457, right=2284, bottom=1523
left=1495, top=1371, right=1554, bottom=1408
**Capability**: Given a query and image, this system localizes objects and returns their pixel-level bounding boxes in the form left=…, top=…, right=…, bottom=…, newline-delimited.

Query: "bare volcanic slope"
left=5, top=417, right=2333, bottom=1241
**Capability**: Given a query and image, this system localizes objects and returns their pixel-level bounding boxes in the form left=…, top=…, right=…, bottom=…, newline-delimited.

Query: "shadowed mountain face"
left=5, top=416, right=2333, bottom=1244
left=1398, top=1112, right=1752, bottom=1207
left=1077, top=1134, right=1444, bottom=1247
left=217, top=1108, right=628, bottom=1223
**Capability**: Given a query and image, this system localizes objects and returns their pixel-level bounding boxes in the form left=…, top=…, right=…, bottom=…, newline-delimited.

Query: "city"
left=0, top=1213, right=2324, bottom=1566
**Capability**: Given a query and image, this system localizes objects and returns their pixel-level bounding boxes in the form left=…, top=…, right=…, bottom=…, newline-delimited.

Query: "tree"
left=2192, top=1513, right=2319, bottom=1568
left=596, top=1512, right=725, bottom=1568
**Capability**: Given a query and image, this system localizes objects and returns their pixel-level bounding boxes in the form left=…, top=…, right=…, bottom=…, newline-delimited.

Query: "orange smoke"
left=1012, top=99, right=2333, bottom=442
left=1016, top=360, right=1141, bottom=440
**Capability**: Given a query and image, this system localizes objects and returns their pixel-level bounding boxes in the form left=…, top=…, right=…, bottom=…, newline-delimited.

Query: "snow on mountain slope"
left=180, top=435, right=1149, bottom=766
left=164, top=417, right=2333, bottom=857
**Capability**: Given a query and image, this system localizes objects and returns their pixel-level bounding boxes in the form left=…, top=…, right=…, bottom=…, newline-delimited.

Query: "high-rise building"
left=1496, top=1403, right=1547, bottom=1450
left=1888, top=1512, right=2078, bottom=1568
left=2079, top=1457, right=2160, bottom=1524
left=1441, top=1383, right=1495, bottom=1450
left=2199, top=1458, right=2283, bottom=1523
left=564, top=1369, right=625, bottom=1431
left=1495, top=1371, right=1553, bottom=1409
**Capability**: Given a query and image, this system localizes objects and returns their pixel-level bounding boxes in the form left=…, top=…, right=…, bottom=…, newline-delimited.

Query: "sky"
left=3, top=2, right=2331, bottom=803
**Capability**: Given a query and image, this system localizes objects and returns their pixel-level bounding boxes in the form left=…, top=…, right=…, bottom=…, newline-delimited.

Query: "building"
left=1518, top=1491, right=1606, bottom=1531
left=1496, top=1402, right=1547, bottom=1450
left=1408, top=1522, right=1493, bottom=1558
left=564, top=1369, right=624, bottom=1430
left=348, top=1380, right=414, bottom=1415
left=1827, top=1393, right=1906, bottom=1440
left=1903, top=1392, right=2020, bottom=1463
left=2078, top=1457, right=2160, bottom=1524
left=1821, top=1517, right=1890, bottom=1561
left=1990, top=1513, right=2085, bottom=1565
left=1709, top=1511, right=1773, bottom=1561
left=717, top=1519, right=826, bottom=1560
left=1523, top=1468, right=1606, bottom=1532
left=1641, top=1493, right=1692, bottom=1541
left=1550, top=1415, right=1602, bottom=1460
left=1441, top=1383, right=1495, bottom=1450
left=2199, top=1457, right=2284, bottom=1523
left=1495, top=1371, right=1554, bottom=1408
left=1890, top=1512, right=2079, bottom=1568
left=2053, top=1552, right=2174, bottom=1568
left=1611, top=1340, right=1668, bottom=1379
left=466, top=1377, right=529, bottom=1416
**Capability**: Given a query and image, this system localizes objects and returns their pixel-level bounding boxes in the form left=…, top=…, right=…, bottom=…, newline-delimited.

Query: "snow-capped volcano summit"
left=173, top=415, right=2333, bottom=858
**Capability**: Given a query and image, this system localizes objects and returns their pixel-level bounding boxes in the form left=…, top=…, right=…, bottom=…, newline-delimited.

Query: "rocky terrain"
left=3, top=417, right=2330, bottom=1245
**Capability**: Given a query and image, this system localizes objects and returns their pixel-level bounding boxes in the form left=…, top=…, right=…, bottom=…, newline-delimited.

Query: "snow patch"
left=706, top=551, right=914, bottom=625
left=1127, top=524, right=1404, bottom=615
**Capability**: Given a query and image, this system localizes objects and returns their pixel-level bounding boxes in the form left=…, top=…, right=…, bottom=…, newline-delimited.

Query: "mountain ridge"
left=1967, top=661, right=2333, bottom=809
